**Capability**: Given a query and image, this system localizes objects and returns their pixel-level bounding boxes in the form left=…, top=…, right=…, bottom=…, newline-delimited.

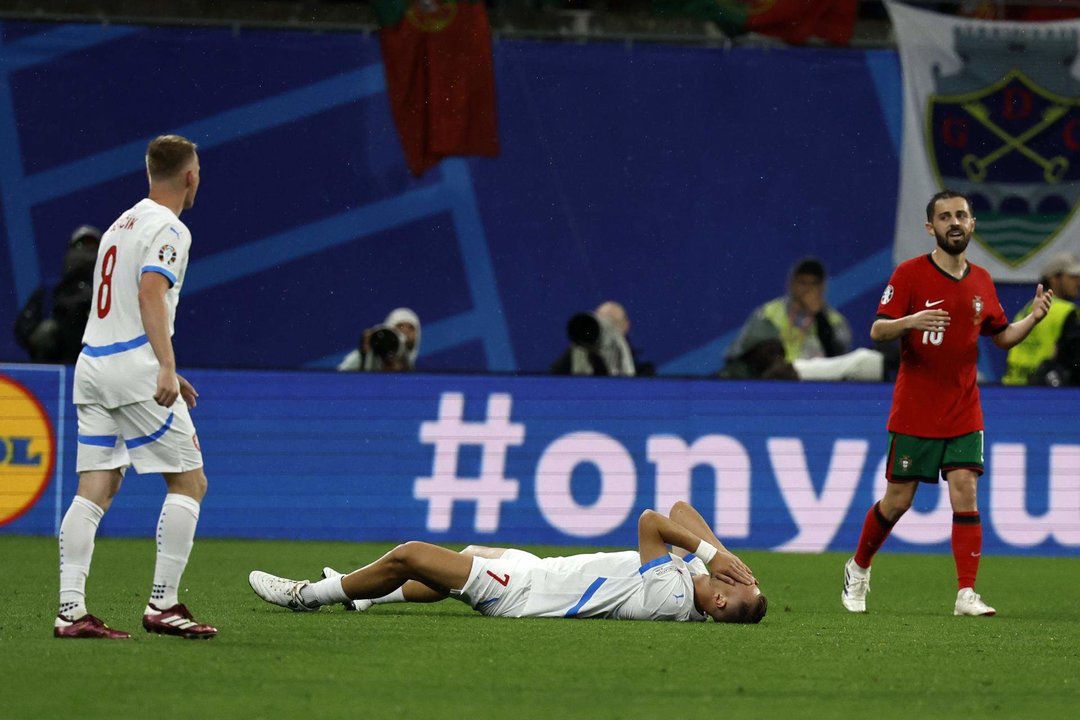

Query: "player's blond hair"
left=146, top=135, right=197, bottom=181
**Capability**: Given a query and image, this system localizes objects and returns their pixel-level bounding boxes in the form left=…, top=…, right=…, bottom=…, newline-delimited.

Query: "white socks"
left=58, top=495, right=105, bottom=618
left=301, top=576, right=351, bottom=607
left=373, top=587, right=406, bottom=604
left=149, top=493, right=201, bottom=609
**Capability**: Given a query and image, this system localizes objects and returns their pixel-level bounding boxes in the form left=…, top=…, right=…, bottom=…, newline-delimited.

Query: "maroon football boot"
left=142, top=603, right=218, bottom=639
left=54, top=613, right=132, bottom=639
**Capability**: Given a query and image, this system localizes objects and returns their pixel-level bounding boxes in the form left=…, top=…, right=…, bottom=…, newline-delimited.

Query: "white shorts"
left=76, top=399, right=203, bottom=475
left=453, top=550, right=541, bottom=618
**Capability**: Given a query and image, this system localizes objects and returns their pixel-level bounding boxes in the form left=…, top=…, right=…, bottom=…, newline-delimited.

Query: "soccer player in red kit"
left=842, top=190, right=1053, bottom=617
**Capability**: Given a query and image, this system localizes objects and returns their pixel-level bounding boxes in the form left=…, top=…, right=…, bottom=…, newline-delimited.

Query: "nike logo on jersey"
left=673, top=593, right=684, bottom=601
left=925, top=299, right=945, bottom=307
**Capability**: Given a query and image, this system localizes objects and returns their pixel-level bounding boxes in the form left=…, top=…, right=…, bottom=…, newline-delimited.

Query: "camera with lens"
left=367, top=325, right=406, bottom=359
left=563, top=311, right=636, bottom=377
left=359, top=324, right=409, bottom=371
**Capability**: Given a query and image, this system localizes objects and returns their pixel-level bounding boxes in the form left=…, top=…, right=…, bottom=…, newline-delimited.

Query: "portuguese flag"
left=376, top=0, right=499, bottom=177
left=654, top=0, right=859, bottom=46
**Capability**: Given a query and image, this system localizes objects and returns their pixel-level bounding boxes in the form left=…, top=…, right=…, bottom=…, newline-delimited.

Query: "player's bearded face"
left=934, top=224, right=971, bottom=256
left=928, top=198, right=975, bottom=256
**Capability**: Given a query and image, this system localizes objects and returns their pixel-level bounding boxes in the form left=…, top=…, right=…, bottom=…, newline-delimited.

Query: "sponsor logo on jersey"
left=0, top=374, right=55, bottom=526
left=158, top=244, right=178, bottom=265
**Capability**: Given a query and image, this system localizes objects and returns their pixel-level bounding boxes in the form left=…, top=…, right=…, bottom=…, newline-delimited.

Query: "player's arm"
left=637, top=510, right=754, bottom=586
left=992, top=284, right=1054, bottom=350
left=870, top=310, right=950, bottom=342
left=666, top=501, right=755, bottom=582
left=139, top=271, right=179, bottom=407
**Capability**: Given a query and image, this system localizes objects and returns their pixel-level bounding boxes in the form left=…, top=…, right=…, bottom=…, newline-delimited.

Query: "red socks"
left=952, top=511, right=982, bottom=590
left=853, top=502, right=896, bottom=569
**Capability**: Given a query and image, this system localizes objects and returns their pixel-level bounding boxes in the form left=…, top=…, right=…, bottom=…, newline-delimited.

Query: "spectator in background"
left=337, top=307, right=421, bottom=372
left=1002, top=252, right=1080, bottom=387
left=720, top=257, right=883, bottom=381
left=551, top=300, right=653, bottom=376
left=14, top=225, right=101, bottom=364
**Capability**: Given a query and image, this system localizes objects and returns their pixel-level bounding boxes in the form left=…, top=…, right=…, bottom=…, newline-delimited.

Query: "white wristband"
left=695, top=540, right=718, bottom=564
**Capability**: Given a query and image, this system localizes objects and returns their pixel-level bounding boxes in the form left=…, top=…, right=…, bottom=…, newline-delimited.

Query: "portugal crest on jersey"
left=926, top=27, right=1080, bottom=267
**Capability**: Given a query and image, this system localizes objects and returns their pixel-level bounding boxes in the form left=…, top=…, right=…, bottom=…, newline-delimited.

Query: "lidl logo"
left=0, top=374, right=55, bottom=526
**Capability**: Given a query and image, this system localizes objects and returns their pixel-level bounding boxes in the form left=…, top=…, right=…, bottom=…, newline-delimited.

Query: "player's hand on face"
left=1032, top=284, right=1054, bottom=321
left=177, top=374, right=199, bottom=409
left=154, top=367, right=180, bottom=407
left=708, top=551, right=756, bottom=586
left=911, top=309, right=950, bottom=332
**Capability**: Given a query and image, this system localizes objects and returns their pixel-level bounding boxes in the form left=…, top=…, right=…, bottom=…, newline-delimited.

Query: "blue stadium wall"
left=0, top=19, right=1036, bottom=378
left=4, top=365, right=1079, bottom=556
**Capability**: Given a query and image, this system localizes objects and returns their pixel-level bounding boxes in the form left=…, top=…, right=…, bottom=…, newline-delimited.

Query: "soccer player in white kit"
left=250, top=501, right=767, bottom=624
left=54, top=135, right=217, bottom=639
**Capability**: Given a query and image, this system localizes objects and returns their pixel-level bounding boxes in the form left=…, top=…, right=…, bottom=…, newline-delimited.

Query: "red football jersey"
left=877, top=253, right=1009, bottom=438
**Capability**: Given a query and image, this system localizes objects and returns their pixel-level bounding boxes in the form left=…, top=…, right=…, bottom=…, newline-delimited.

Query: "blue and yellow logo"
left=0, top=374, right=55, bottom=526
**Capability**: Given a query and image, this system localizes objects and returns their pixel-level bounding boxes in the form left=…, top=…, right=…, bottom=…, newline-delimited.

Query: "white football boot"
left=248, top=570, right=319, bottom=612
left=841, top=557, right=871, bottom=613
left=954, top=588, right=996, bottom=616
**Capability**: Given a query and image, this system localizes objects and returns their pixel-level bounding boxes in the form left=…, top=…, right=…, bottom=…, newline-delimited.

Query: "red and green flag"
left=654, top=0, right=859, bottom=46
left=375, top=0, right=499, bottom=176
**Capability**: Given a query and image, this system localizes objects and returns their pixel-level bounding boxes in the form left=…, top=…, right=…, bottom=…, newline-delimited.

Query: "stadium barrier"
left=2, top=363, right=1078, bottom=556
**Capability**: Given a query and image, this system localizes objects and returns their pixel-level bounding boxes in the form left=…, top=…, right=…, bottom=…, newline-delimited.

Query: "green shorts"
left=886, top=431, right=984, bottom=484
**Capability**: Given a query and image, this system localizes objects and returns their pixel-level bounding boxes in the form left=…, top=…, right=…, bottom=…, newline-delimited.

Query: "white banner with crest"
left=886, top=0, right=1080, bottom=282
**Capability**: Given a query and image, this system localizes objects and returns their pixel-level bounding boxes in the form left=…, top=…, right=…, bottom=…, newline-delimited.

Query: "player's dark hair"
left=725, top=592, right=768, bottom=624
left=147, top=135, right=197, bottom=181
left=926, top=190, right=972, bottom=222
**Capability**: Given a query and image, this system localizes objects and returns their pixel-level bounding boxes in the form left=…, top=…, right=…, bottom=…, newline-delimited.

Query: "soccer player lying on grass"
left=249, top=501, right=767, bottom=624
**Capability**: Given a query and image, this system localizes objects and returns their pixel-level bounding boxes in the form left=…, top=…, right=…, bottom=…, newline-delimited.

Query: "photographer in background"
left=720, top=256, right=883, bottom=382
left=337, top=307, right=421, bottom=372
left=551, top=300, right=652, bottom=377
left=14, top=224, right=101, bottom=363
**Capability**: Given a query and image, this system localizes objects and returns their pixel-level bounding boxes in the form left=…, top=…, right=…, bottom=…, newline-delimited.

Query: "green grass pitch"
left=2, top=535, right=1077, bottom=719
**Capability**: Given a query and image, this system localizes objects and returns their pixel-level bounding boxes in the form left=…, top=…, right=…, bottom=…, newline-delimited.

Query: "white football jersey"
left=523, top=555, right=706, bottom=622
left=74, top=198, right=191, bottom=408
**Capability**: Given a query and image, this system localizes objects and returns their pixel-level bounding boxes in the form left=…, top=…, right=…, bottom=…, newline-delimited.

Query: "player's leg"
left=252, top=542, right=474, bottom=611
left=341, top=542, right=472, bottom=599
left=333, top=545, right=508, bottom=609
left=843, top=433, right=928, bottom=613
left=943, top=432, right=994, bottom=616
left=326, top=545, right=510, bottom=611
left=117, top=400, right=216, bottom=637
left=56, top=404, right=131, bottom=638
